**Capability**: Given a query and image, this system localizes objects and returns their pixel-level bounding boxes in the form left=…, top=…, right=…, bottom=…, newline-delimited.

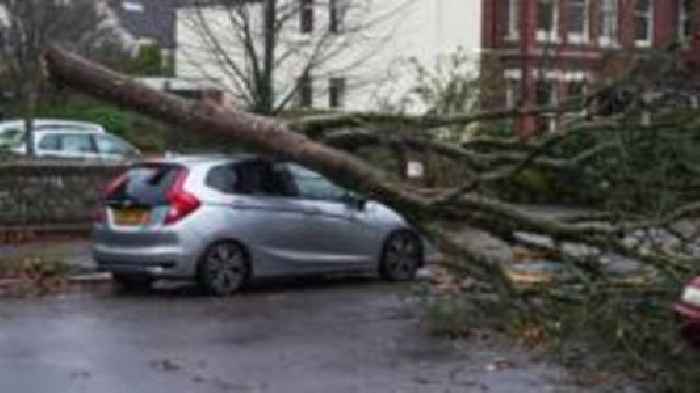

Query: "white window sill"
left=567, top=34, right=589, bottom=45
left=598, top=37, right=619, bottom=48
left=505, top=34, right=520, bottom=41
left=635, top=40, right=652, bottom=48
left=537, top=31, right=560, bottom=43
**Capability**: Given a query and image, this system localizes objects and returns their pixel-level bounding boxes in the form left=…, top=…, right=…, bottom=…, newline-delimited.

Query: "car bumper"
left=93, top=244, right=194, bottom=278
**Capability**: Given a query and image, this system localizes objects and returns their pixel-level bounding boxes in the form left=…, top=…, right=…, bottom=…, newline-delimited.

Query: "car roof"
left=0, top=119, right=106, bottom=132
left=137, top=154, right=261, bottom=166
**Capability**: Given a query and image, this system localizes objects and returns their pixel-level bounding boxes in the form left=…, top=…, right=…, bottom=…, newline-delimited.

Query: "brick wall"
left=481, top=0, right=700, bottom=138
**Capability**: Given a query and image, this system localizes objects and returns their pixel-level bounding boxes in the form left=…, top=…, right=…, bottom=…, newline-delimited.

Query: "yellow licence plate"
left=113, top=208, right=150, bottom=226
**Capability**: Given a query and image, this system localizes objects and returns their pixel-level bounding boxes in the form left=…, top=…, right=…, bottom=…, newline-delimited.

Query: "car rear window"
left=109, top=164, right=182, bottom=206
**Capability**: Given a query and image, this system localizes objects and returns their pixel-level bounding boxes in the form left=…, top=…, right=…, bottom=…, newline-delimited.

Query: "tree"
left=43, top=46, right=700, bottom=273
left=0, top=0, right=122, bottom=155
left=177, top=0, right=412, bottom=114
left=44, top=47, right=700, bottom=390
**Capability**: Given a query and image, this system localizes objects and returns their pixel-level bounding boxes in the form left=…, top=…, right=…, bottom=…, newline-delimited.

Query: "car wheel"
left=112, top=274, right=153, bottom=292
left=198, top=242, right=249, bottom=296
left=379, top=231, right=421, bottom=281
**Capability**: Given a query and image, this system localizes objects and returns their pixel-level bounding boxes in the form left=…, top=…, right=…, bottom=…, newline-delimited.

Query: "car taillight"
left=164, top=168, right=200, bottom=225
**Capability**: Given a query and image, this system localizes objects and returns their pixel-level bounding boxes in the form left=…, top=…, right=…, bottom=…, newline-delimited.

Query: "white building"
left=175, top=0, right=482, bottom=113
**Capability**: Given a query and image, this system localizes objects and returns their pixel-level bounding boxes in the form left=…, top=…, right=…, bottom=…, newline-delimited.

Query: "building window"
left=679, top=0, right=696, bottom=45
left=329, top=77, right=346, bottom=108
left=536, top=80, right=557, bottom=107
left=567, top=0, right=589, bottom=43
left=298, top=73, right=313, bottom=108
left=567, top=80, right=586, bottom=106
left=506, top=0, right=520, bottom=39
left=599, top=0, right=618, bottom=46
left=536, top=80, right=558, bottom=132
left=300, top=0, right=314, bottom=34
left=506, top=79, right=522, bottom=109
left=634, top=0, right=653, bottom=47
left=329, top=0, right=345, bottom=34
left=537, top=0, right=559, bottom=42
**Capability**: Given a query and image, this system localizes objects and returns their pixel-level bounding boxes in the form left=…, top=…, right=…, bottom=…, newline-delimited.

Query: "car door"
left=35, top=133, right=62, bottom=158
left=54, top=133, right=99, bottom=160
left=204, top=160, right=312, bottom=274
left=283, top=163, right=381, bottom=267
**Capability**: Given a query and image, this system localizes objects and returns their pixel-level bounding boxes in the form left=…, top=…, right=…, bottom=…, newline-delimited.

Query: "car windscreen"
left=108, top=164, right=182, bottom=206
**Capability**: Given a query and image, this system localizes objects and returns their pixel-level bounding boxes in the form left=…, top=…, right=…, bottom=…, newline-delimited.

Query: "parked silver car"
left=0, top=119, right=106, bottom=148
left=93, top=155, right=438, bottom=295
left=11, top=129, right=139, bottom=160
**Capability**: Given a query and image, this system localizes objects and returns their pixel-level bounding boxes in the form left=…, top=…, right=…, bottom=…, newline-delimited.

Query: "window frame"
left=634, top=0, right=654, bottom=48
left=506, top=0, right=520, bottom=40
left=298, top=72, right=313, bottom=108
left=537, top=0, right=560, bottom=43
left=329, top=0, right=345, bottom=34
left=328, top=77, right=346, bottom=109
left=300, top=0, right=314, bottom=34
left=679, top=0, right=695, bottom=45
left=566, top=0, right=589, bottom=44
left=599, top=0, right=619, bottom=47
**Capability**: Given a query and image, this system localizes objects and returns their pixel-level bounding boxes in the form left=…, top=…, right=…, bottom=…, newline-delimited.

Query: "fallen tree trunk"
left=43, top=47, right=428, bottom=214
left=41, top=47, right=698, bottom=280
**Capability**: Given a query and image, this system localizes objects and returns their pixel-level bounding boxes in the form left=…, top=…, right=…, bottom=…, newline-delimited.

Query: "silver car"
left=93, top=155, right=437, bottom=295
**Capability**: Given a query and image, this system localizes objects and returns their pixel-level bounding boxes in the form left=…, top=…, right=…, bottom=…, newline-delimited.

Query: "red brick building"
left=481, top=0, right=700, bottom=138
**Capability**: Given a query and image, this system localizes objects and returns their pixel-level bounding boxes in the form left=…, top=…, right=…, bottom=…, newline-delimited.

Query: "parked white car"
left=0, top=119, right=107, bottom=148
left=0, top=120, right=139, bottom=160
left=10, top=129, right=140, bottom=160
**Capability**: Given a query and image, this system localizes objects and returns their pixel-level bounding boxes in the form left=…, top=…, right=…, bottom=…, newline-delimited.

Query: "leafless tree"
left=177, top=0, right=412, bottom=114
left=0, top=0, right=122, bottom=155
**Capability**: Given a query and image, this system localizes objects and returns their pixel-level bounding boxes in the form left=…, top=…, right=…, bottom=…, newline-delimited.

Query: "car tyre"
left=112, top=274, right=153, bottom=292
left=198, top=241, right=250, bottom=296
left=379, top=231, right=421, bottom=281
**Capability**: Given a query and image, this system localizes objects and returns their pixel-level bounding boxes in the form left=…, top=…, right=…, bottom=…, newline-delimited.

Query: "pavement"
left=0, top=277, right=614, bottom=393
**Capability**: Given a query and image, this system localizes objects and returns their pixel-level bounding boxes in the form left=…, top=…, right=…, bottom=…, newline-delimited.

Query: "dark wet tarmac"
left=0, top=277, right=595, bottom=393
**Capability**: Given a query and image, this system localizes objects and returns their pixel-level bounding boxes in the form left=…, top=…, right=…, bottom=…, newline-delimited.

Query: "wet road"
left=0, top=278, right=588, bottom=393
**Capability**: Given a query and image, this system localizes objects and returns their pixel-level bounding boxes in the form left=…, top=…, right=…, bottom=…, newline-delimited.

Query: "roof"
left=139, top=153, right=260, bottom=166
left=111, top=0, right=180, bottom=49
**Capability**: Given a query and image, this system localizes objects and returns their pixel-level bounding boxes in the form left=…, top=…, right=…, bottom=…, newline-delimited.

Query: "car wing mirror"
left=342, top=192, right=367, bottom=211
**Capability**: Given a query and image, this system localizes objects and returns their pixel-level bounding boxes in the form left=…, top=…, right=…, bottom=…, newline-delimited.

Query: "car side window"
left=208, top=161, right=295, bottom=196
left=206, top=165, right=237, bottom=194
left=286, top=164, right=347, bottom=201
left=60, top=134, right=95, bottom=153
left=38, top=134, right=61, bottom=150
left=95, top=134, right=133, bottom=155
